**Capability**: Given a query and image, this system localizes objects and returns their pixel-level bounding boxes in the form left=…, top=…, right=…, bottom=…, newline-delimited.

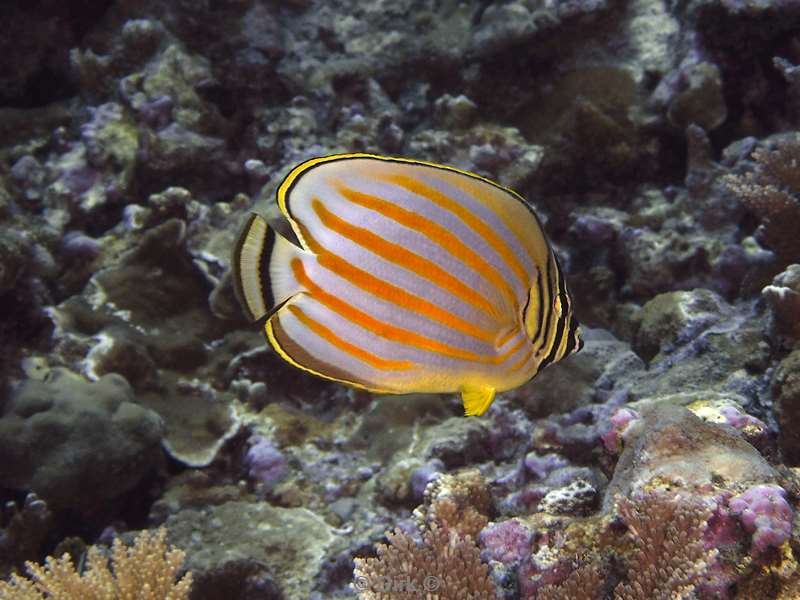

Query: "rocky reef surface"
left=1, top=0, right=800, bottom=598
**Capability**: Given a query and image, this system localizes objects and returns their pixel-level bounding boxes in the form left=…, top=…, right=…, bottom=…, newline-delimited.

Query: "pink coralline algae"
left=524, top=452, right=571, bottom=480
left=718, top=405, right=771, bottom=452
left=699, top=498, right=744, bottom=598
left=719, top=405, right=766, bottom=432
left=729, top=484, right=793, bottom=556
left=478, top=519, right=533, bottom=565
left=601, top=407, right=641, bottom=454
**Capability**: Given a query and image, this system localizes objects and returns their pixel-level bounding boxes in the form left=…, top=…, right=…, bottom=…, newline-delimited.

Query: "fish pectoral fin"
left=460, top=385, right=496, bottom=417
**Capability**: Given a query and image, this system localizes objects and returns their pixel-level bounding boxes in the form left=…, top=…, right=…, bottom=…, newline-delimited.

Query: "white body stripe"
left=310, top=262, right=495, bottom=354
left=296, top=199, right=501, bottom=330
left=337, top=174, right=529, bottom=302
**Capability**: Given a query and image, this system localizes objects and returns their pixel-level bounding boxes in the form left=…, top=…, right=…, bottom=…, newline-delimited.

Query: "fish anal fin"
left=461, top=385, right=496, bottom=417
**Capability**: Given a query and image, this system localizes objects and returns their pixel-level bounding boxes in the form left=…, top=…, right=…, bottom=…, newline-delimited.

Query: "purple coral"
left=601, top=407, right=640, bottom=454
left=719, top=405, right=766, bottom=431
left=719, top=405, right=771, bottom=452
left=479, top=519, right=533, bottom=565
left=244, top=436, right=289, bottom=491
left=699, top=498, right=743, bottom=598
left=524, top=452, right=571, bottom=480
left=409, top=459, right=444, bottom=502
left=729, top=484, right=793, bottom=556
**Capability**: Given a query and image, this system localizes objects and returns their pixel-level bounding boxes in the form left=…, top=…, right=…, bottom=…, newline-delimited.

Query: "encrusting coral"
left=0, top=528, right=192, bottom=600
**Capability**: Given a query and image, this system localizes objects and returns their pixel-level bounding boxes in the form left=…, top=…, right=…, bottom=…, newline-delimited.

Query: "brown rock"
left=773, top=350, right=800, bottom=465
left=605, top=403, right=777, bottom=509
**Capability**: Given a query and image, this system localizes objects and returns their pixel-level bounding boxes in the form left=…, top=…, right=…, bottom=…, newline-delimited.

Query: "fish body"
left=234, top=154, right=582, bottom=416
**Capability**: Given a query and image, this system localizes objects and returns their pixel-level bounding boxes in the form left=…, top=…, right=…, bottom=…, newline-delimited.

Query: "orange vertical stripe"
left=336, top=184, right=518, bottom=308
left=287, top=304, right=414, bottom=371
left=449, top=175, right=550, bottom=269
left=380, top=174, right=531, bottom=288
left=508, top=347, right=534, bottom=373
left=292, top=220, right=497, bottom=344
left=320, top=252, right=496, bottom=345
left=312, top=200, right=504, bottom=323
left=292, top=259, right=490, bottom=362
left=496, top=327, right=519, bottom=348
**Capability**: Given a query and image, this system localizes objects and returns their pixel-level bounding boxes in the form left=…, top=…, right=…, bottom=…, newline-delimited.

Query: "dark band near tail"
left=233, top=213, right=276, bottom=322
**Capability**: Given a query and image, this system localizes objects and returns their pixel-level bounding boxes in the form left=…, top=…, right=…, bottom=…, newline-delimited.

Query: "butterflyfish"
left=233, top=154, right=583, bottom=416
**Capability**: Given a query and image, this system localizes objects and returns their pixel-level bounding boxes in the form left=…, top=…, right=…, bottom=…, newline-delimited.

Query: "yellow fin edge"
left=461, top=385, right=496, bottom=417
left=274, top=153, right=529, bottom=251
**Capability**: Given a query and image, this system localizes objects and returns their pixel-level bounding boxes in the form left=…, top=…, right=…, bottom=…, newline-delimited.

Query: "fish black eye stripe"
left=232, top=213, right=259, bottom=320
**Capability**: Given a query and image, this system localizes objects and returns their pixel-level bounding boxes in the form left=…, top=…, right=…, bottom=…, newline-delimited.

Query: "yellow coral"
left=0, top=528, right=192, bottom=600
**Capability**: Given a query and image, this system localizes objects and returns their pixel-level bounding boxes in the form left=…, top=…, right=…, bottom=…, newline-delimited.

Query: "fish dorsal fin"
left=461, top=385, right=496, bottom=416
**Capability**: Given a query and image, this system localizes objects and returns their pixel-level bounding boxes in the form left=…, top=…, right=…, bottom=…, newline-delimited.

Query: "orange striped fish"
left=233, top=154, right=583, bottom=416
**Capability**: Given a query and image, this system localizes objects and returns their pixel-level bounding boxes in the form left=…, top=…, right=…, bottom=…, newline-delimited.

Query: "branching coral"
left=533, top=489, right=716, bottom=600
left=613, top=491, right=715, bottom=600
left=0, top=528, right=192, bottom=600
left=724, top=137, right=800, bottom=265
left=353, top=524, right=496, bottom=600
left=536, top=560, right=606, bottom=600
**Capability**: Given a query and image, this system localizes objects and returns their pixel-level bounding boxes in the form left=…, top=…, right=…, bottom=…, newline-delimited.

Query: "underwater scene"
left=1, top=0, right=800, bottom=598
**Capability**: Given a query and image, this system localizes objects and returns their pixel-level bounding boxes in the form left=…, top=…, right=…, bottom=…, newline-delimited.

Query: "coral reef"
left=773, top=350, right=800, bottom=464
left=165, top=501, right=334, bottom=598
left=724, top=138, right=800, bottom=267
left=2, top=0, right=800, bottom=598
left=413, top=469, right=492, bottom=539
left=533, top=489, right=715, bottom=599
left=613, top=491, right=715, bottom=599
left=763, top=264, right=800, bottom=346
left=0, top=495, right=52, bottom=579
